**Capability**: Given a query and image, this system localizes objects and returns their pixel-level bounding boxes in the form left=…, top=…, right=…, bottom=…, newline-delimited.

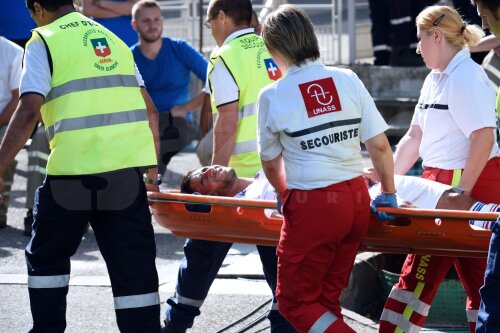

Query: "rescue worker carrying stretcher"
left=0, top=1, right=162, bottom=331
left=161, top=1, right=294, bottom=332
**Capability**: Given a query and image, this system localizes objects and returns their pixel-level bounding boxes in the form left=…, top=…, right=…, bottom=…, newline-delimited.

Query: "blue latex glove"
left=370, top=193, right=398, bottom=222
left=276, top=197, right=283, bottom=214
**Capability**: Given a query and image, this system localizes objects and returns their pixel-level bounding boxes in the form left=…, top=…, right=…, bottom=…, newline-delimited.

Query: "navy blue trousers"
left=166, top=238, right=296, bottom=332
left=477, top=221, right=500, bottom=332
left=26, top=168, right=160, bottom=333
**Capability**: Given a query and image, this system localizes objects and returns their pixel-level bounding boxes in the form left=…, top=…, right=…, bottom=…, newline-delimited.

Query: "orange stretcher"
left=148, top=191, right=499, bottom=258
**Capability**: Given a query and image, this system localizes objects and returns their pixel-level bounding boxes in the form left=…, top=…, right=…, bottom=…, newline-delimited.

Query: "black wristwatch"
left=451, top=186, right=465, bottom=194
left=143, top=173, right=162, bottom=185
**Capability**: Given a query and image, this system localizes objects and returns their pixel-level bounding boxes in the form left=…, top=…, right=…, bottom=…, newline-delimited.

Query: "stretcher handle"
left=148, top=192, right=499, bottom=221
left=378, top=207, right=499, bottom=221
left=148, top=191, right=277, bottom=209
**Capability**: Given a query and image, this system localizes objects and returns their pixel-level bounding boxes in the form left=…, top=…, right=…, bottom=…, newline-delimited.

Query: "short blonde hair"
left=416, top=5, right=484, bottom=49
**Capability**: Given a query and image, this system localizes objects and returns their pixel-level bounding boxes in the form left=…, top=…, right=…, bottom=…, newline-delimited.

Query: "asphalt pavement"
left=0, top=149, right=379, bottom=333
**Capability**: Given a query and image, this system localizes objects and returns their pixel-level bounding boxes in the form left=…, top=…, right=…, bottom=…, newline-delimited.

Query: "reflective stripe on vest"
left=380, top=309, right=422, bottom=333
left=34, top=12, right=156, bottom=175
left=208, top=33, right=277, bottom=177
left=211, top=104, right=257, bottom=158
left=46, top=74, right=138, bottom=103
left=308, top=311, right=338, bottom=333
left=212, top=102, right=256, bottom=124
left=46, top=109, right=148, bottom=141
left=28, top=274, right=70, bottom=289
left=114, top=292, right=160, bottom=310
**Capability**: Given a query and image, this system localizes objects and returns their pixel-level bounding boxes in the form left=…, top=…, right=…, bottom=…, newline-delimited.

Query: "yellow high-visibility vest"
left=208, top=32, right=279, bottom=177
left=33, top=12, right=156, bottom=175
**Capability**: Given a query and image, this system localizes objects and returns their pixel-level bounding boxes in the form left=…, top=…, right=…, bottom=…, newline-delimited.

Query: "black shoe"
left=161, top=320, right=187, bottom=333
left=0, top=215, right=6, bottom=229
left=24, top=210, right=33, bottom=236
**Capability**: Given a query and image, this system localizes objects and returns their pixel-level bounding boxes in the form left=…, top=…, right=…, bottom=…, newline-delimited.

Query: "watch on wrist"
left=451, top=186, right=465, bottom=194
left=143, top=173, right=162, bottom=185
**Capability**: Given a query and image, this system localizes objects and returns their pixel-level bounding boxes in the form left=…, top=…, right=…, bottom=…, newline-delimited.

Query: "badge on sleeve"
left=91, top=38, right=111, bottom=57
left=299, top=77, right=342, bottom=118
left=264, top=58, right=282, bottom=80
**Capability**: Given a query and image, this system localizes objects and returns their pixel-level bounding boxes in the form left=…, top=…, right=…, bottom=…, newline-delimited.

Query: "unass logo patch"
left=298, top=77, right=341, bottom=118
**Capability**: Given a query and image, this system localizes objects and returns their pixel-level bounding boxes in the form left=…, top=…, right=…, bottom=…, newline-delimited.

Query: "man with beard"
left=131, top=0, right=208, bottom=179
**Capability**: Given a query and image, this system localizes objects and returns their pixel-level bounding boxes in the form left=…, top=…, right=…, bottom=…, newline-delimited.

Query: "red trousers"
left=276, top=177, right=370, bottom=333
left=379, top=157, right=500, bottom=333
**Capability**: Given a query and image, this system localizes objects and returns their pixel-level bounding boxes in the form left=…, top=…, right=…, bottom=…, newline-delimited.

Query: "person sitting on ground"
left=181, top=165, right=500, bottom=231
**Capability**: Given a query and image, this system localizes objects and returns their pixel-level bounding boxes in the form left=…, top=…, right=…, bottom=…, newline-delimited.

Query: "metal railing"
left=158, top=0, right=369, bottom=65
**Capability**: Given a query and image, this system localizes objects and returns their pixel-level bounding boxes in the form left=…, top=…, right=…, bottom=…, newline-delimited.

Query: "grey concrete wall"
left=349, top=65, right=429, bottom=100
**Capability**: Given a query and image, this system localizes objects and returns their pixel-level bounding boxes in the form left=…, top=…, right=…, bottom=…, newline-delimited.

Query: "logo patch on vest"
left=83, top=27, right=118, bottom=72
left=91, top=38, right=111, bottom=57
left=264, top=58, right=282, bottom=80
left=298, top=77, right=341, bottom=118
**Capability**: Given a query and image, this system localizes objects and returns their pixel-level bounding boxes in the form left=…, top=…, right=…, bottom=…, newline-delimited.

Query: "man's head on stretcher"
left=181, top=165, right=241, bottom=196
left=180, top=166, right=499, bottom=229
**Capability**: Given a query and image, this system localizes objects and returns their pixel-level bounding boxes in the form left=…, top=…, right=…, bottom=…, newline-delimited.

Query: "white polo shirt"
left=412, top=49, right=499, bottom=169
left=0, top=37, right=23, bottom=114
left=370, top=175, right=451, bottom=209
left=258, top=59, right=388, bottom=190
left=235, top=170, right=276, bottom=218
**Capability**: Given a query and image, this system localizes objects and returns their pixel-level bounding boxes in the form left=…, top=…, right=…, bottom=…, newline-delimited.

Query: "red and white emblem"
left=298, top=77, right=341, bottom=118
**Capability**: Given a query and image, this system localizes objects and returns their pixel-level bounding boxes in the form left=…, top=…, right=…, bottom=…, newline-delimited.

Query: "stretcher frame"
left=148, top=191, right=499, bottom=258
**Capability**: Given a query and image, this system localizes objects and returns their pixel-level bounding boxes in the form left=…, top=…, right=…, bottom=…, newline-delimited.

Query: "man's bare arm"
left=211, top=102, right=238, bottom=166
left=171, top=90, right=205, bottom=118
left=0, top=94, right=42, bottom=176
left=198, top=93, right=213, bottom=139
left=365, top=132, right=396, bottom=194
left=0, top=89, right=19, bottom=127
left=82, top=0, right=124, bottom=18
left=393, top=125, right=422, bottom=175
left=99, top=0, right=138, bottom=15
left=262, top=156, right=286, bottom=195
left=141, top=87, right=161, bottom=192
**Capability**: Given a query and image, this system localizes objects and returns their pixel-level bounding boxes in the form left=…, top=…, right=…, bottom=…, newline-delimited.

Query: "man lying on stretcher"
left=180, top=165, right=500, bottom=230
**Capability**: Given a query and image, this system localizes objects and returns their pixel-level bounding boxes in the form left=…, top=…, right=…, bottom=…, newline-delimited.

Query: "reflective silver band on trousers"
left=46, top=109, right=148, bottom=141
left=176, top=292, right=204, bottom=308
left=45, top=75, right=139, bottom=103
left=28, top=274, right=70, bottom=288
left=380, top=309, right=422, bottom=333
left=387, top=287, right=430, bottom=316
left=114, top=292, right=160, bottom=310
left=308, top=311, right=338, bottom=333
